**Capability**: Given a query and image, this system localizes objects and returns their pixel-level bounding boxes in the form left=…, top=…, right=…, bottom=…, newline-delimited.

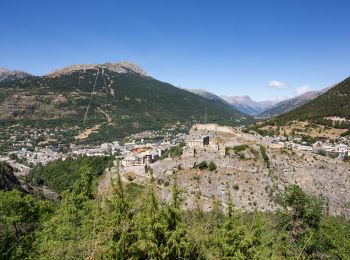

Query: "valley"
left=1, top=62, right=350, bottom=259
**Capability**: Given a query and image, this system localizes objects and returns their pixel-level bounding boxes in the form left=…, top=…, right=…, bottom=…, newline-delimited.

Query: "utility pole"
left=205, top=107, right=207, bottom=124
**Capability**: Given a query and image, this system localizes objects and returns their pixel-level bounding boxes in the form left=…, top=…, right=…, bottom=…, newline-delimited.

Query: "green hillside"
left=0, top=66, right=253, bottom=143
left=274, top=76, right=350, bottom=128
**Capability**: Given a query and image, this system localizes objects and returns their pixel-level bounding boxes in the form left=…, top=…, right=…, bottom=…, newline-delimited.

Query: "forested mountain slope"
left=275, top=76, right=350, bottom=127
left=0, top=62, right=253, bottom=142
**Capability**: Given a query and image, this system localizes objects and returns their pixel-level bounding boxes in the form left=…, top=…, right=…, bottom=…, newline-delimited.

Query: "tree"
left=276, top=185, right=324, bottom=257
left=211, top=190, right=273, bottom=258
left=0, top=190, right=53, bottom=259
left=132, top=172, right=199, bottom=259
left=32, top=166, right=97, bottom=258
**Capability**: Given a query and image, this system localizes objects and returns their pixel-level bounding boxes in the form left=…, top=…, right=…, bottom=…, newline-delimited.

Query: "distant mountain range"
left=0, top=62, right=252, bottom=143
left=188, top=90, right=276, bottom=115
left=221, top=95, right=277, bottom=115
left=0, top=67, right=32, bottom=83
left=257, top=85, right=334, bottom=118
left=190, top=86, right=335, bottom=118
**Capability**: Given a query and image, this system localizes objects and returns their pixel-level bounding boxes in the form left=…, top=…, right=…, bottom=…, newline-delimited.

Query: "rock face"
left=48, top=61, right=148, bottom=77
left=150, top=125, right=350, bottom=217
left=0, top=66, right=32, bottom=83
left=0, top=161, right=22, bottom=191
left=0, top=161, right=59, bottom=200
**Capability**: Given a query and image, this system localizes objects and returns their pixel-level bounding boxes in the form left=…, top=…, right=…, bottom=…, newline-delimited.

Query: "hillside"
left=188, top=89, right=225, bottom=101
left=0, top=62, right=253, bottom=144
left=274, top=77, right=350, bottom=128
left=258, top=91, right=321, bottom=118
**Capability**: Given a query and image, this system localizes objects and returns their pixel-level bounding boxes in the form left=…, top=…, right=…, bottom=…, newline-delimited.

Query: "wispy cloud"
left=296, top=85, right=311, bottom=95
left=268, top=80, right=288, bottom=89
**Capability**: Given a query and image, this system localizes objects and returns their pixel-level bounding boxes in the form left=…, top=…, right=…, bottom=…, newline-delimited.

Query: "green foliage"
left=210, top=191, right=274, bottom=258
left=197, top=161, right=208, bottom=170
left=0, top=190, right=53, bottom=259
left=276, top=185, right=325, bottom=258
left=28, top=155, right=113, bottom=193
left=160, top=142, right=185, bottom=160
left=225, top=144, right=248, bottom=156
left=1, top=165, right=350, bottom=258
left=208, top=161, right=217, bottom=171
left=317, top=149, right=327, bottom=157
left=249, top=147, right=260, bottom=158
left=259, top=145, right=270, bottom=168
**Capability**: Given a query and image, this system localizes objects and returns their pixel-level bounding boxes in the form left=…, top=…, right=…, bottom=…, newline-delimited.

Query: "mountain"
left=0, top=61, right=253, bottom=143
left=274, top=77, right=350, bottom=127
left=221, top=95, right=277, bottom=115
left=188, top=89, right=224, bottom=101
left=259, top=85, right=335, bottom=118
left=0, top=66, right=32, bottom=83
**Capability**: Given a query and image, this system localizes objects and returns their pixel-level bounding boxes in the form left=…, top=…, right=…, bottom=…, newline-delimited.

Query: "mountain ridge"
left=221, top=95, right=277, bottom=115
left=259, top=85, right=336, bottom=118
left=273, top=76, right=350, bottom=127
left=0, top=62, right=253, bottom=144
left=0, top=66, right=33, bottom=83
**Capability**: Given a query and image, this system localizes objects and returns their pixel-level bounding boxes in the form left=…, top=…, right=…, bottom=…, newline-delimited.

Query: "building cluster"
left=266, top=136, right=350, bottom=157
left=182, top=124, right=244, bottom=157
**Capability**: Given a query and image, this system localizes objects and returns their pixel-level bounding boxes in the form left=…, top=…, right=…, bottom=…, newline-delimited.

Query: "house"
left=121, top=155, right=137, bottom=167
left=186, top=135, right=210, bottom=149
left=338, top=143, right=348, bottom=154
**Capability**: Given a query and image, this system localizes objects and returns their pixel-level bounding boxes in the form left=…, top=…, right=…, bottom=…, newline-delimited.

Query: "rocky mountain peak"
left=106, top=61, right=147, bottom=76
left=0, top=66, right=10, bottom=74
left=0, top=66, right=32, bottom=82
left=48, top=61, right=148, bottom=77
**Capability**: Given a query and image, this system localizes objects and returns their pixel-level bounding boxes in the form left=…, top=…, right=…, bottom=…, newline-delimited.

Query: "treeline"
left=1, top=165, right=350, bottom=259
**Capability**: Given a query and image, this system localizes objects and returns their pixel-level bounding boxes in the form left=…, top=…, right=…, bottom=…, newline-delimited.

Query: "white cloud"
left=296, top=85, right=312, bottom=95
left=268, top=80, right=288, bottom=89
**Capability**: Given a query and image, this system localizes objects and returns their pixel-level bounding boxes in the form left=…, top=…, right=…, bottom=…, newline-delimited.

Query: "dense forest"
left=1, top=161, right=350, bottom=259
left=27, top=155, right=113, bottom=193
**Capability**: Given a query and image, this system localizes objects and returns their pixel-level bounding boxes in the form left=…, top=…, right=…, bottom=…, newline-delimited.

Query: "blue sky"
left=1, top=0, right=350, bottom=101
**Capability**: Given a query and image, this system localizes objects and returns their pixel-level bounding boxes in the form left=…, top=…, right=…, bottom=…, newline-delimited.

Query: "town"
left=2, top=123, right=349, bottom=179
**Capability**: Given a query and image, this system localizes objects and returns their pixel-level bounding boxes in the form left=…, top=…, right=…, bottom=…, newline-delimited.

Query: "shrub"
left=198, top=161, right=208, bottom=170
left=208, top=161, right=217, bottom=171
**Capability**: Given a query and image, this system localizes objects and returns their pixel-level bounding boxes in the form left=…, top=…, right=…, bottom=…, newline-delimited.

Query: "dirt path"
left=97, top=107, right=112, bottom=124
left=83, top=68, right=100, bottom=125
left=75, top=124, right=100, bottom=140
left=102, top=68, right=115, bottom=97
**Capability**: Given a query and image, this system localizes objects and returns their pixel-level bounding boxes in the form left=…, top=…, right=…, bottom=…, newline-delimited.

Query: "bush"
left=208, top=161, right=217, bottom=171
left=317, top=149, right=327, bottom=157
left=197, top=161, right=208, bottom=170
